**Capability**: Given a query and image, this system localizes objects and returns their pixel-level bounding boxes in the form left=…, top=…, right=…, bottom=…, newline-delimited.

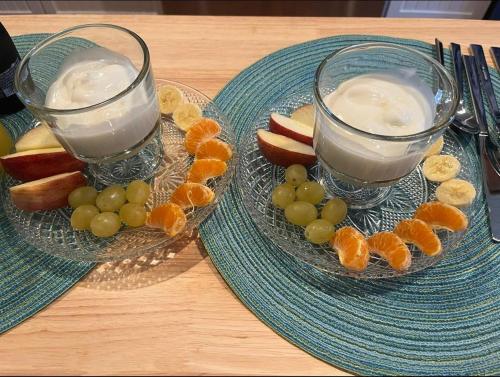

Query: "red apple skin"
left=257, top=134, right=317, bottom=167
left=10, top=171, right=87, bottom=212
left=269, top=115, right=314, bottom=146
left=0, top=149, right=86, bottom=182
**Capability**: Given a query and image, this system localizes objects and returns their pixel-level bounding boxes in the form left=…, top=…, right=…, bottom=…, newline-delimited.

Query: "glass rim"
left=14, top=23, right=150, bottom=115
left=313, top=42, right=459, bottom=142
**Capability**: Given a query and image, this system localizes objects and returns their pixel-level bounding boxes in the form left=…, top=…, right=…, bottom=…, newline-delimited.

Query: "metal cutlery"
left=450, top=43, right=481, bottom=134
left=470, top=44, right=500, bottom=127
left=434, top=39, right=479, bottom=134
left=492, top=47, right=500, bottom=72
left=470, top=44, right=500, bottom=175
left=463, top=55, right=500, bottom=242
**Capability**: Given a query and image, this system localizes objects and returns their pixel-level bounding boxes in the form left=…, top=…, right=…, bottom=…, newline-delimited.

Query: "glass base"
left=318, top=164, right=392, bottom=210
left=89, top=130, right=164, bottom=185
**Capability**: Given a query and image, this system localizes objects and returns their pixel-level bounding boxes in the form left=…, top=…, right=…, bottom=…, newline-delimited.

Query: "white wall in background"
left=0, top=0, right=163, bottom=14
left=385, top=0, right=491, bottom=19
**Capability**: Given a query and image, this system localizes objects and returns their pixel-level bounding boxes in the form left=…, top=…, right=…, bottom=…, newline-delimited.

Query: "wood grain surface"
left=0, top=15, right=498, bottom=376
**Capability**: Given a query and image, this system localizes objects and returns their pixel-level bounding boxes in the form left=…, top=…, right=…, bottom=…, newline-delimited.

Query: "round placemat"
left=0, top=34, right=95, bottom=334
left=200, top=35, right=500, bottom=375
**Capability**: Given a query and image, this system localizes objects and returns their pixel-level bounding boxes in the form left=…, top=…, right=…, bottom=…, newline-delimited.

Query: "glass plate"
left=1, top=80, right=236, bottom=262
left=238, top=90, right=482, bottom=279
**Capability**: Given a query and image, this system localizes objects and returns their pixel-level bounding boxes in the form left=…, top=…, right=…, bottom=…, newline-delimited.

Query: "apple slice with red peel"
left=15, top=123, right=62, bottom=152
left=0, top=147, right=86, bottom=182
left=257, top=129, right=316, bottom=167
left=269, top=112, right=314, bottom=146
left=291, top=104, right=315, bottom=128
left=10, top=171, right=87, bottom=212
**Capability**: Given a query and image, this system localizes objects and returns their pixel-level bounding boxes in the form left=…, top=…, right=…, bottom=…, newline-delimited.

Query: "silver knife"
left=470, top=44, right=500, bottom=126
left=463, top=55, right=500, bottom=242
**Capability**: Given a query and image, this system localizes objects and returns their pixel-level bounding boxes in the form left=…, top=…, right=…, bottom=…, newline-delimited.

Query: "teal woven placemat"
left=0, top=34, right=95, bottom=334
left=200, top=35, right=500, bottom=376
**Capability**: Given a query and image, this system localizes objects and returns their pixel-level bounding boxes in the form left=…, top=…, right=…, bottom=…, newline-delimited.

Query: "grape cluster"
left=271, top=164, right=348, bottom=244
left=69, top=180, right=150, bottom=238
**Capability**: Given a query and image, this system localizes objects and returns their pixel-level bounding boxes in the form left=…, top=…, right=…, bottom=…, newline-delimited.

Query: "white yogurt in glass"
left=45, top=46, right=159, bottom=159
left=314, top=71, right=436, bottom=184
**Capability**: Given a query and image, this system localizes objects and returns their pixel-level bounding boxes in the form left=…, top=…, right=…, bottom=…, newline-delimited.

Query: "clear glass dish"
left=1, top=80, right=236, bottom=262
left=238, top=90, right=482, bottom=279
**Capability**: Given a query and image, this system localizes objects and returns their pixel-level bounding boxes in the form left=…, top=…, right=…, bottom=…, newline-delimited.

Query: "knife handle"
left=450, top=43, right=464, bottom=97
left=478, top=135, right=500, bottom=242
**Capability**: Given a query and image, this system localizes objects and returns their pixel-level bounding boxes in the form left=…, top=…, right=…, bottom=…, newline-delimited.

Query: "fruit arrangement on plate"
left=238, top=90, right=482, bottom=279
left=0, top=80, right=236, bottom=262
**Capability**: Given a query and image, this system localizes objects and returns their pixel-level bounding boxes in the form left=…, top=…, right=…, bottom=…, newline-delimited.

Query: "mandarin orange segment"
left=394, top=219, right=442, bottom=256
left=184, top=118, right=222, bottom=155
left=170, top=182, right=215, bottom=208
left=195, top=138, right=233, bottom=161
left=186, top=158, right=227, bottom=184
left=330, top=226, right=369, bottom=272
left=146, top=202, right=187, bottom=237
left=367, top=232, right=411, bottom=271
left=414, top=201, right=468, bottom=232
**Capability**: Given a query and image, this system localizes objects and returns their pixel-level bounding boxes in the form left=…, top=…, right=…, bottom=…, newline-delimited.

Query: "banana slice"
left=172, top=103, right=202, bottom=131
left=424, top=136, right=444, bottom=158
left=158, top=85, right=184, bottom=114
left=291, top=104, right=315, bottom=128
left=435, top=178, right=476, bottom=207
left=422, top=154, right=461, bottom=182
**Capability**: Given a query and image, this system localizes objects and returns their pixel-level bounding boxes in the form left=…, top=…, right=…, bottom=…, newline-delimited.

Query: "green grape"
left=296, top=181, right=325, bottom=205
left=284, top=201, right=317, bottom=226
left=285, top=164, right=307, bottom=187
left=68, top=186, right=98, bottom=208
left=271, top=183, right=296, bottom=209
left=126, top=180, right=151, bottom=205
left=321, top=198, right=348, bottom=225
left=70, top=205, right=99, bottom=230
left=119, top=203, right=147, bottom=227
left=304, top=219, right=335, bottom=244
left=90, top=212, right=121, bottom=237
left=95, top=185, right=126, bottom=212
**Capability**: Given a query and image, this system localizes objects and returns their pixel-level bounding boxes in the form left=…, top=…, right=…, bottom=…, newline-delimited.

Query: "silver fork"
left=449, top=43, right=480, bottom=134
left=434, top=39, right=479, bottom=134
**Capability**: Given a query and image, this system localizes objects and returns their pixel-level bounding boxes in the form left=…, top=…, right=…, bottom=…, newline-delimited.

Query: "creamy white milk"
left=314, top=72, right=435, bottom=184
left=45, top=47, right=159, bottom=159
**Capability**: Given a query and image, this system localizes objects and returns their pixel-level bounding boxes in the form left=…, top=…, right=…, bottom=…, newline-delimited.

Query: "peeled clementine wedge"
left=330, top=226, right=369, bottom=272
left=368, top=232, right=411, bottom=271
left=414, top=201, right=468, bottom=232
left=195, top=139, right=232, bottom=161
left=184, top=118, right=222, bottom=155
left=146, top=202, right=186, bottom=237
left=170, top=182, right=215, bottom=208
left=187, top=158, right=227, bottom=184
left=394, top=219, right=442, bottom=256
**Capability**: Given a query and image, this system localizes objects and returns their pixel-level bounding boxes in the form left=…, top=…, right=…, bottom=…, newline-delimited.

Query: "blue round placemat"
left=0, top=34, right=95, bottom=334
left=200, top=35, right=500, bottom=376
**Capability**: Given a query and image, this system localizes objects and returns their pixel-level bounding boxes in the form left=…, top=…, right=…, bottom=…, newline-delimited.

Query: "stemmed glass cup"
left=313, top=42, right=458, bottom=209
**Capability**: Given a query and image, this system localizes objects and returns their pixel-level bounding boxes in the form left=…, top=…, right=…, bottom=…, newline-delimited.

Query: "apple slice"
left=10, top=171, right=86, bottom=212
left=15, top=123, right=62, bottom=152
left=269, top=113, right=314, bottom=146
left=291, top=104, right=315, bottom=128
left=0, top=147, right=86, bottom=182
left=257, top=129, right=316, bottom=167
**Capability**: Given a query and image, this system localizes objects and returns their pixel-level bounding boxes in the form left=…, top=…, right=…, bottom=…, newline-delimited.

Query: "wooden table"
left=1, top=15, right=498, bottom=376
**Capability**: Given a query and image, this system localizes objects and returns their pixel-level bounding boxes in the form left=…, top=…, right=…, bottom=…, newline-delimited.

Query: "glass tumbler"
left=313, top=42, right=458, bottom=209
left=15, top=24, right=162, bottom=184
